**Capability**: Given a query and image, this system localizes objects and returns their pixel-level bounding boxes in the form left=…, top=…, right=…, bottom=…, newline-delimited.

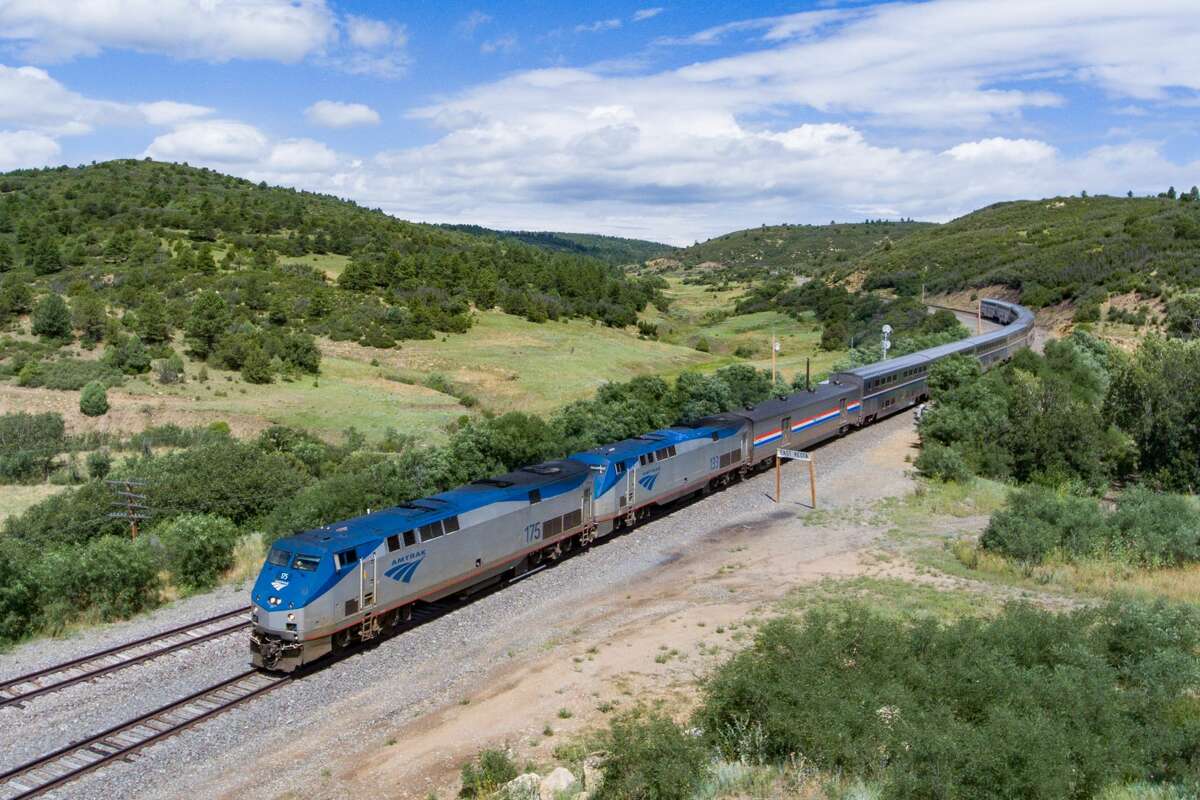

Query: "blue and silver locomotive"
left=251, top=298, right=1034, bottom=671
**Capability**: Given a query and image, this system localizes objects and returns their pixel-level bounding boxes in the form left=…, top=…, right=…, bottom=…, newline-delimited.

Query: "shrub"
left=459, top=748, right=518, bottom=798
left=1109, top=487, right=1200, bottom=566
left=79, top=381, right=110, bottom=417
left=0, top=540, right=39, bottom=643
left=596, top=710, right=708, bottom=800
left=35, top=536, right=161, bottom=625
left=914, top=442, right=972, bottom=482
left=240, top=343, right=274, bottom=384
left=980, top=486, right=1109, bottom=564
left=14, top=357, right=123, bottom=391
left=86, top=449, right=112, bottom=479
left=0, top=411, right=66, bottom=482
left=156, top=513, right=241, bottom=591
left=696, top=602, right=1200, bottom=800
left=30, top=293, right=72, bottom=341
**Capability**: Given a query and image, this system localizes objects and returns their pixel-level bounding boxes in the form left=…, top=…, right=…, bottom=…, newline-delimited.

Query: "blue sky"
left=1, top=1, right=1198, bottom=243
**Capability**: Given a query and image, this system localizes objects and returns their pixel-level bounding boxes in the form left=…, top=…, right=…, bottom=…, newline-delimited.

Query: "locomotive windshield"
left=267, top=548, right=289, bottom=566
left=291, top=554, right=321, bottom=571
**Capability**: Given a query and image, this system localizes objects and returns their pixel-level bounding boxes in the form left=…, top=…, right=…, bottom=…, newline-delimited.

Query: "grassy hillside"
left=845, top=195, right=1200, bottom=308
left=438, top=224, right=674, bottom=265
left=658, top=220, right=934, bottom=279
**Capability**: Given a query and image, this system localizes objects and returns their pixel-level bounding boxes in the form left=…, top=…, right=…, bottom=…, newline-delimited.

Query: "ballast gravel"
left=0, top=413, right=915, bottom=800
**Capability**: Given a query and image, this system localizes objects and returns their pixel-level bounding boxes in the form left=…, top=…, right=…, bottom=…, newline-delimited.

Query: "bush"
left=31, top=293, right=72, bottom=341
left=86, top=449, right=112, bottom=479
left=240, top=343, right=274, bottom=384
left=596, top=711, right=708, bottom=800
left=13, top=357, right=123, bottom=391
left=156, top=513, right=241, bottom=591
left=981, top=486, right=1109, bottom=564
left=1109, top=486, right=1200, bottom=566
left=0, top=540, right=39, bottom=643
left=36, top=536, right=161, bottom=624
left=914, top=442, right=972, bottom=482
left=459, top=748, right=518, bottom=798
left=0, top=411, right=66, bottom=482
left=696, top=602, right=1200, bottom=800
left=79, top=380, right=110, bottom=417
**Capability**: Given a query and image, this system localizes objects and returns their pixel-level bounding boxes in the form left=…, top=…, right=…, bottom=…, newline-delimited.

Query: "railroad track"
left=0, top=606, right=251, bottom=708
left=0, top=669, right=289, bottom=799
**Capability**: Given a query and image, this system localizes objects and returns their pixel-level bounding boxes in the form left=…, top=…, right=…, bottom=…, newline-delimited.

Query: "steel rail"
left=0, top=606, right=251, bottom=708
left=0, top=668, right=289, bottom=799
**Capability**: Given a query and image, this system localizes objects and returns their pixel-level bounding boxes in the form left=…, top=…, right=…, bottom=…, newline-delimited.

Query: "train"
left=250, top=298, right=1035, bottom=672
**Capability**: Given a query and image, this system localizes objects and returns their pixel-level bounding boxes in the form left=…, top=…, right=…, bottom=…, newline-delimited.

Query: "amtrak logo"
left=271, top=573, right=289, bottom=591
left=385, top=557, right=424, bottom=583
left=638, top=472, right=659, bottom=491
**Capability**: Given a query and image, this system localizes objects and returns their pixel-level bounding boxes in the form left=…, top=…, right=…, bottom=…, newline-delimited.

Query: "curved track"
left=0, top=606, right=251, bottom=708
left=0, top=669, right=288, bottom=799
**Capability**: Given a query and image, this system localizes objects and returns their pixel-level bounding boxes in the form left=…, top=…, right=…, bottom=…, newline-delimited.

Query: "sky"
left=1, top=0, right=1198, bottom=244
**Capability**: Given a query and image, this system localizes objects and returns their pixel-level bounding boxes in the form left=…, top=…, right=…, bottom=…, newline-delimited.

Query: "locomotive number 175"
left=524, top=522, right=542, bottom=543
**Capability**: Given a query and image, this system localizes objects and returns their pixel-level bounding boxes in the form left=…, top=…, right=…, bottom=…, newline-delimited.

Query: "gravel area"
left=1, top=413, right=915, bottom=800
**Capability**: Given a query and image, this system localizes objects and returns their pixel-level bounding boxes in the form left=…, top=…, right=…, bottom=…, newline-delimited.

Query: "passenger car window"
left=443, top=516, right=460, bottom=533
left=419, top=522, right=443, bottom=541
left=267, top=548, right=290, bottom=566
left=403, top=530, right=416, bottom=547
left=292, top=554, right=320, bottom=571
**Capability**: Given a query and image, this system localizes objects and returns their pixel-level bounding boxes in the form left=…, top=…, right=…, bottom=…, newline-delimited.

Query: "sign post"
left=775, top=449, right=816, bottom=508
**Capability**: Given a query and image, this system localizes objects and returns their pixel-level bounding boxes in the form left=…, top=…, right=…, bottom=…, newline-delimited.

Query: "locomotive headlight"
left=287, top=613, right=295, bottom=621
left=269, top=596, right=281, bottom=606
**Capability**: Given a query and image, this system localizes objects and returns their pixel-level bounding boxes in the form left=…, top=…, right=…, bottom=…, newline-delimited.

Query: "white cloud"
left=480, top=35, right=518, bottom=55
left=0, top=0, right=335, bottom=63
left=945, top=138, right=1057, bottom=163
left=137, top=100, right=213, bottom=126
left=0, top=64, right=124, bottom=135
left=632, top=8, right=663, bottom=22
left=456, top=10, right=493, bottom=38
left=575, top=19, right=621, bottom=34
left=0, top=130, right=60, bottom=170
left=266, top=138, right=338, bottom=171
left=144, top=120, right=270, bottom=163
left=305, top=100, right=380, bottom=128
left=0, top=1, right=410, bottom=78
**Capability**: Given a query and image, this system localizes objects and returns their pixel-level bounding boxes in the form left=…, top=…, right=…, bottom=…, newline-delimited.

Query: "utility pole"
left=771, top=331, right=780, bottom=384
left=107, top=478, right=150, bottom=539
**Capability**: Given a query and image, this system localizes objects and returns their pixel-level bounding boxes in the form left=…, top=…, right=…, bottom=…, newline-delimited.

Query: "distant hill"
left=662, top=221, right=935, bottom=278
left=438, top=224, right=674, bottom=265
left=0, top=160, right=665, bottom=354
left=845, top=195, right=1200, bottom=308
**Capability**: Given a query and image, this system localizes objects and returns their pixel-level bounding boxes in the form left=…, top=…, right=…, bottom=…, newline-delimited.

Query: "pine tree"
left=79, top=381, right=109, bottom=417
left=29, top=236, right=62, bottom=275
left=240, top=343, right=274, bottom=384
left=137, top=292, right=172, bottom=344
left=72, top=293, right=108, bottom=346
left=186, top=290, right=231, bottom=358
left=31, top=293, right=73, bottom=341
left=0, top=239, right=12, bottom=272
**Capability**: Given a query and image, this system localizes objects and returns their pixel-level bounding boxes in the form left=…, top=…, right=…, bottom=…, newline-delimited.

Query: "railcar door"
left=360, top=556, right=377, bottom=610
left=781, top=416, right=792, bottom=446
left=626, top=464, right=636, bottom=508
left=583, top=483, right=594, bottom=524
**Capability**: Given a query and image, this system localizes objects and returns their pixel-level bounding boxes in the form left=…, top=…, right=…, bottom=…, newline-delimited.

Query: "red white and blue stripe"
left=752, top=402, right=861, bottom=448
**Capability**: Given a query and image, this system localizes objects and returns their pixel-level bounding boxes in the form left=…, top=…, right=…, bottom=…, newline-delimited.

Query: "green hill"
left=438, top=224, right=674, bottom=265
left=846, top=195, right=1200, bottom=309
left=0, top=159, right=664, bottom=347
left=662, top=220, right=935, bottom=279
